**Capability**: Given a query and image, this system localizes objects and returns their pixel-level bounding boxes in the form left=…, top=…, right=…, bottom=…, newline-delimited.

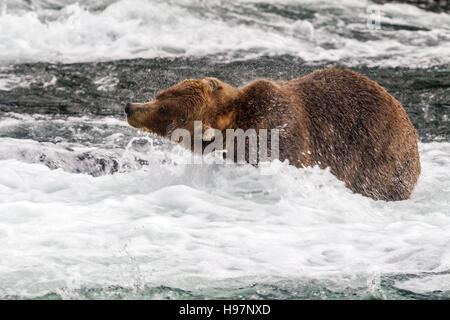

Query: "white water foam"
left=394, top=274, right=450, bottom=294
left=0, top=0, right=448, bottom=67
left=0, top=136, right=449, bottom=297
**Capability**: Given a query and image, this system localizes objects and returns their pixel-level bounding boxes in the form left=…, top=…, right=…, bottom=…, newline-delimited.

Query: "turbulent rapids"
left=0, top=0, right=449, bottom=299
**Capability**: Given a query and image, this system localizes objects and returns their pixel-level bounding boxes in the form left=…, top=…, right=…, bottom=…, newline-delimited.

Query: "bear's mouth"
left=125, top=116, right=141, bottom=129
left=126, top=114, right=173, bottom=138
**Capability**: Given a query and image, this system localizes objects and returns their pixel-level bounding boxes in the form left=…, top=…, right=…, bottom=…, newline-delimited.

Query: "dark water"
left=4, top=274, right=450, bottom=300
left=1, top=56, right=449, bottom=141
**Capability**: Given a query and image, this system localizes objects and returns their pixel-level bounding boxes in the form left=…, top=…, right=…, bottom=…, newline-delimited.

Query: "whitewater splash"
left=0, top=127, right=449, bottom=298
left=0, top=0, right=449, bottom=67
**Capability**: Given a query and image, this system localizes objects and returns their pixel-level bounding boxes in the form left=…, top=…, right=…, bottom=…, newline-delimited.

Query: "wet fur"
left=126, top=68, right=421, bottom=201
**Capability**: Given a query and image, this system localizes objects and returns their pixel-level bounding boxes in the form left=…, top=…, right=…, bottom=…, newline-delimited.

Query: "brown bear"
left=125, top=67, right=421, bottom=201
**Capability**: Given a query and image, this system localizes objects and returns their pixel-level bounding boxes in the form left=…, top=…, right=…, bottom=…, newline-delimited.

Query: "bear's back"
left=283, top=68, right=420, bottom=200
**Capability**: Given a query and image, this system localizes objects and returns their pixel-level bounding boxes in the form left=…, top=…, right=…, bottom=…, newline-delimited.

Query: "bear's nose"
left=124, top=103, right=132, bottom=116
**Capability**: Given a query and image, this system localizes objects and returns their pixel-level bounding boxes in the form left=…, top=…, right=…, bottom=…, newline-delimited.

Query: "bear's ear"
left=202, top=78, right=222, bottom=91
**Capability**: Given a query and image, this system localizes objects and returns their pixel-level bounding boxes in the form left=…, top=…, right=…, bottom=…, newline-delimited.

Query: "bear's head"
left=125, top=78, right=239, bottom=140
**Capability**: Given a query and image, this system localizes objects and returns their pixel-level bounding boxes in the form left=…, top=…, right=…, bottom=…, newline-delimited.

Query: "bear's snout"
left=124, top=103, right=132, bottom=116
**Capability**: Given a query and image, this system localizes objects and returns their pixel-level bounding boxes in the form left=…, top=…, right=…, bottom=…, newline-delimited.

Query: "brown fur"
left=126, top=68, right=421, bottom=201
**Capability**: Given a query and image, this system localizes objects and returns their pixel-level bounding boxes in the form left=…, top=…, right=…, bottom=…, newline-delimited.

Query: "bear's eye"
left=158, top=106, right=166, bottom=113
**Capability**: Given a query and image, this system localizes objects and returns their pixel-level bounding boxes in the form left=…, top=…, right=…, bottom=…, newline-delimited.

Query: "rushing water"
left=0, top=0, right=449, bottom=300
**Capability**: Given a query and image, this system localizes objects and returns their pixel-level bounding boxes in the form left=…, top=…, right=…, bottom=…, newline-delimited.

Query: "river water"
left=0, top=0, right=449, bottom=299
